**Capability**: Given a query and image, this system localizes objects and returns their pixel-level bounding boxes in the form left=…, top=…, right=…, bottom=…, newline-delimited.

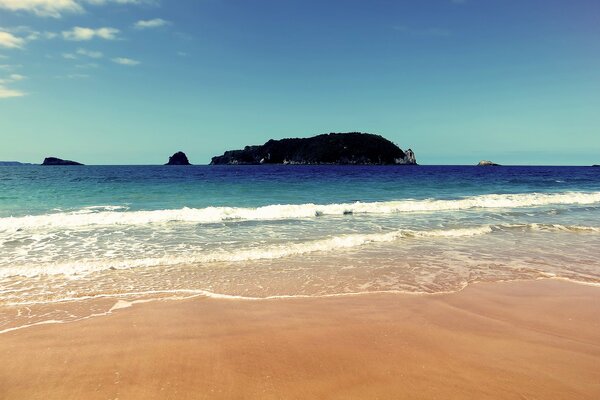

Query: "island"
left=42, top=157, right=84, bottom=166
left=0, top=161, right=33, bottom=166
left=165, top=151, right=191, bottom=165
left=477, top=160, right=500, bottom=166
left=210, top=132, right=417, bottom=165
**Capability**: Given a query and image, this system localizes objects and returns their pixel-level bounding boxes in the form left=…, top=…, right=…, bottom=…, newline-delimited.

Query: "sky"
left=0, top=0, right=599, bottom=165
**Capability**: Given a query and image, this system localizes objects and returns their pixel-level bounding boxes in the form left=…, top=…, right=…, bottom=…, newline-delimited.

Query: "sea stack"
left=42, top=157, right=83, bottom=166
left=210, top=132, right=417, bottom=165
left=477, top=160, right=500, bottom=166
left=165, top=151, right=191, bottom=165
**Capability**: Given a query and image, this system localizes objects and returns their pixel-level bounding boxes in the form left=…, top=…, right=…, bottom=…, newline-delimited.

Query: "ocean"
left=1, top=165, right=599, bottom=332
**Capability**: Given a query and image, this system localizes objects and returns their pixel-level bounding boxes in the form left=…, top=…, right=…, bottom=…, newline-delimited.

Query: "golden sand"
left=1, top=279, right=599, bottom=399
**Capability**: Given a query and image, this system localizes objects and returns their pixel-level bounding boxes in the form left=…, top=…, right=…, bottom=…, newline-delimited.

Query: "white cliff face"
left=395, top=149, right=417, bottom=165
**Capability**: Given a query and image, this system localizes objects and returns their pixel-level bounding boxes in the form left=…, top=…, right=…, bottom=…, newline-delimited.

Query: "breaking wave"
left=2, top=222, right=599, bottom=279
left=1, top=191, right=600, bottom=232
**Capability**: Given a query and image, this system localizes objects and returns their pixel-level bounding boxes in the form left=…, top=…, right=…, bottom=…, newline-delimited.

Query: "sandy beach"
left=1, top=279, right=599, bottom=400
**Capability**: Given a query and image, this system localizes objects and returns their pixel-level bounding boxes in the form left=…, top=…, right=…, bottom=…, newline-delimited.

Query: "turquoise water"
left=0, top=165, right=599, bottom=332
left=2, top=165, right=600, bottom=217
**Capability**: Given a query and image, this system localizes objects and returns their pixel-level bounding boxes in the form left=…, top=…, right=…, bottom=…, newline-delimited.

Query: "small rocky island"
left=165, top=151, right=191, bottom=165
left=210, top=132, right=416, bottom=165
left=42, top=157, right=84, bottom=166
left=477, top=160, right=500, bottom=166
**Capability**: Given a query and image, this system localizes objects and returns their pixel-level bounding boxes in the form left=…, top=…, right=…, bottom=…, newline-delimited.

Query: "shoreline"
left=1, top=278, right=599, bottom=399
left=2, top=276, right=599, bottom=336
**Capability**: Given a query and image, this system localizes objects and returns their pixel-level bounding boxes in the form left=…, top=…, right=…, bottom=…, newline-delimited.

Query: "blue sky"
left=0, top=0, right=599, bottom=165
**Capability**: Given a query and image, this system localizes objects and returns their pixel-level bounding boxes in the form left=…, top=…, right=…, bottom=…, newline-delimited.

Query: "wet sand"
left=1, top=279, right=599, bottom=399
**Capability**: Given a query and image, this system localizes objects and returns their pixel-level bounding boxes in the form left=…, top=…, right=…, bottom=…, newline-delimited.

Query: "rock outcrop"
left=165, top=152, right=191, bottom=165
left=477, top=160, right=500, bottom=166
left=211, top=133, right=417, bottom=165
left=42, top=157, right=83, bottom=166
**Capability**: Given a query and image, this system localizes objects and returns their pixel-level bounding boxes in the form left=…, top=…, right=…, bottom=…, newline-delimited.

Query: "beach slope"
left=1, top=279, right=599, bottom=399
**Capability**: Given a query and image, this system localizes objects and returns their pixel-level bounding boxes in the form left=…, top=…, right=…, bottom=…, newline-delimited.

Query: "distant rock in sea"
left=210, top=132, right=417, bottom=165
left=593, top=165, right=599, bottom=167
left=0, top=161, right=33, bottom=166
left=165, top=151, right=191, bottom=165
left=42, top=157, right=84, bottom=166
left=477, top=160, right=500, bottom=166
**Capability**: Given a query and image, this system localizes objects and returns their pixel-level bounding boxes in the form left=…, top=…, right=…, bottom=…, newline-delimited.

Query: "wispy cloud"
left=0, top=0, right=158, bottom=18
left=0, top=73, right=25, bottom=84
left=24, top=30, right=58, bottom=41
left=134, top=18, right=170, bottom=30
left=0, top=31, right=25, bottom=49
left=0, top=64, right=22, bottom=70
left=0, top=0, right=82, bottom=18
left=0, top=26, right=53, bottom=42
left=75, top=62, right=99, bottom=69
left=112, top=57, right=140, bottom=66
left=0, top=85, right=25, bottom=98
left=77, top=48, right=103, bottom=58
left=55, top=73, right=90, bottom=79
left=62, top=27, right=119, bottom=41
left=8, top=73, right=25, bottom=81
left=0, top=72, right=26, bottom=98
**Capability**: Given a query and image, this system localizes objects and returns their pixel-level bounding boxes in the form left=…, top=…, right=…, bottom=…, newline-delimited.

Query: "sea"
left=1, top=165, right=599, bottom=333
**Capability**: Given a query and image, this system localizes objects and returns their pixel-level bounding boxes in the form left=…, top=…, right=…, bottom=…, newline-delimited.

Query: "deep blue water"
left=1, top=165, right=599, bottom=217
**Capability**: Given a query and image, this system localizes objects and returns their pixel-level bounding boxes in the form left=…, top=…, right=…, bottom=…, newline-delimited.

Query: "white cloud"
left=0, top=73, right=26, bottom=83
left=0, top=26, right=59, bottom=47
left=62, top=27, right=119, bottom=41
left=63, top=53, right=77, bottom=59
left=0, top=84, right=25, bottom=98
left=112, top=57, right=139, bottom=66
left=134, top=18, right=169, bottom=30
left=0, top=73, right=26, bottom=98
left=27, top=30, right=58, bottom=40
left=0, top=31, right=25, bottom=49
left=0, top=0, right=82, bottom=18
left=0, top=0, right=157, bottom=18
left=8, top=73, right=25, bottom=81
left=77, top=48, right=103, bottom=58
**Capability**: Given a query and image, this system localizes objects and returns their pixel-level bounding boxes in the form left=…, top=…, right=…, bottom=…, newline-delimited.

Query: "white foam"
left=1, top=191, right=599, bottom=232
left=0, top=226, right=494, bottom=278
left=3, top=221, right=599, bottom=279
left=529, top=223, right=600, bottom=233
